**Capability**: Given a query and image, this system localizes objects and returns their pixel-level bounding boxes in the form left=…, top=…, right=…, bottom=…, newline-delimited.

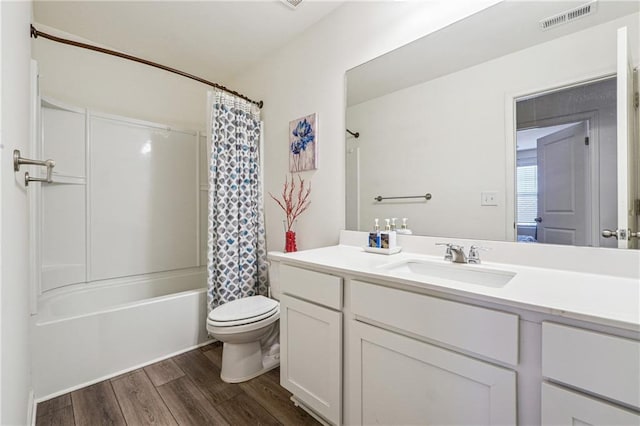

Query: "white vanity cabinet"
left=279, top=264, right=343, bottom=425
left=541, top=322, right=640, bottom=425
left=272, top=243, right=640, bottom=426
left=347, top=280, right=518, bottom=425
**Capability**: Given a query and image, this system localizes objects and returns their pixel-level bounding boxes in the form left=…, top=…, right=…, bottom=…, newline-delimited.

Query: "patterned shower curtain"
left=207, top=90, right=268, bottom=311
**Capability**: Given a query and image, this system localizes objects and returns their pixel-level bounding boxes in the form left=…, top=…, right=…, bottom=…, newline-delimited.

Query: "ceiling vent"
left=539, top=1, right=597, bottom=31
left=281, top=0, right=303, bottom=9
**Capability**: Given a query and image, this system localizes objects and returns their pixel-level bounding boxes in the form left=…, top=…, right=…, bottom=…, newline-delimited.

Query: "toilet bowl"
left=206, top=295, right=280, bottom=383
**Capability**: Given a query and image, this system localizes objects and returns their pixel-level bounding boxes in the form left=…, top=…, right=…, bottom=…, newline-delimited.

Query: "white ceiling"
left=33, top=1, right=344, bottom=85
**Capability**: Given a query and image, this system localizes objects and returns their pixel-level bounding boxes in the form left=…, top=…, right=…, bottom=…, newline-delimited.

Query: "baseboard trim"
left=35, top=339, right=214, bottom=403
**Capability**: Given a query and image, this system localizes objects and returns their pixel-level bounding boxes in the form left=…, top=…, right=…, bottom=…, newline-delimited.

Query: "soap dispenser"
left=369, top=218, right=382, bottom=248
left=381, top=218, right=397, bottom=249
left=396, top=218, right=413, bottom=235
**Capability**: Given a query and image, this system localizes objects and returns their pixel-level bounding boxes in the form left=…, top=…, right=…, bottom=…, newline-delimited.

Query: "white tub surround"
left=33, top=269, right=210, bottom=399
left=270, top=231, right=640, bottom=425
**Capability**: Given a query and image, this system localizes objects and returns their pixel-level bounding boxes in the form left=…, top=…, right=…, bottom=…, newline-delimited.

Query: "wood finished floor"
left=36, top=342, right=320, bottom=426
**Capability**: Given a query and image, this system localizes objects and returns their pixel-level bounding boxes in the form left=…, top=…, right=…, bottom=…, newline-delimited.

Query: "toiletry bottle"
left=369, top=218, right=382, bottom=248
left=389, top=219, right=397, bottom=248
left=396, top=217, right=413, bottom=235
left=380, top=219, right=390, bottom=249
left=381, top=218, right=397, bottom=249
left=391, top=218, right=398, bottom=232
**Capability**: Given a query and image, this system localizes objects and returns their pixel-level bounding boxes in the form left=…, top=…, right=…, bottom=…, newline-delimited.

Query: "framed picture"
left=289, top=113, right=317, bottom=172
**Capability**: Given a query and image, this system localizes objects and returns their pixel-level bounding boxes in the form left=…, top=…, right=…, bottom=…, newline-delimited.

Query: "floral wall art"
left=289, top=113, right=317, bottom=172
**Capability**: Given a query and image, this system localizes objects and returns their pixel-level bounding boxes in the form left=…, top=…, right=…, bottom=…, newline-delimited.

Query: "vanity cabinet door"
left=542, top=383, right=640, bottom=425
left=280, top=294, right=342, bottom=425
left=348, top=321, right=516, bottom=426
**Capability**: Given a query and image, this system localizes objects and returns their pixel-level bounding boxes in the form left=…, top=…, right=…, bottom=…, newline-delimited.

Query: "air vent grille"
left=281, top=0, right=303, bottom=9
left=540, top=1, right=597, bottom=30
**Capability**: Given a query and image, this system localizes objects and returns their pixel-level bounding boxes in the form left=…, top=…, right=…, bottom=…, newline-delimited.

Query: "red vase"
left=285, top=231, right=297, bottom=253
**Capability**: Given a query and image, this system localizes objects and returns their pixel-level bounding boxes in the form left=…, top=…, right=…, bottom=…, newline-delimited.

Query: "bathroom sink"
left=381, top=259, right=516, bottom=288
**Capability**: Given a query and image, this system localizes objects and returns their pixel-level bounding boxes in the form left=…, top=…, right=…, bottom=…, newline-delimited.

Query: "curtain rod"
left=30, top=24, right=264, bottom=109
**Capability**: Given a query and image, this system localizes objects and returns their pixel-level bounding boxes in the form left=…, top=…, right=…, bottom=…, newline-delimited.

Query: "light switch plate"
left=481, top=191, right=498, bottom=206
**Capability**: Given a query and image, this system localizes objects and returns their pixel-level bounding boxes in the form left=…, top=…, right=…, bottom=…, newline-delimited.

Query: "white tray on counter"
left=363, top=246, right=402, bottom=255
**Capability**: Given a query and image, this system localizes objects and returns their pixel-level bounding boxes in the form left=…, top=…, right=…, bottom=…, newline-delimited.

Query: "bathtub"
left=32, top=268, right=212, bottom=399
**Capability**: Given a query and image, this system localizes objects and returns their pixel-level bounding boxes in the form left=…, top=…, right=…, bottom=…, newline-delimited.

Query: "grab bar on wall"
left=374, top=193, right=432, bottom=202
left=13, top=149, right=56, bottom=186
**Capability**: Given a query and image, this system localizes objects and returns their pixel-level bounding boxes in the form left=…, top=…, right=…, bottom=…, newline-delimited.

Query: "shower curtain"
left=207, top=90, right=268, bottom=311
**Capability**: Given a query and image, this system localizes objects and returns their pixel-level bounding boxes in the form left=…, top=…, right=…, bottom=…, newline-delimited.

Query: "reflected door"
left=615, top=26, right=637, bottom=249
left=536, top=121, right=590, bottom=246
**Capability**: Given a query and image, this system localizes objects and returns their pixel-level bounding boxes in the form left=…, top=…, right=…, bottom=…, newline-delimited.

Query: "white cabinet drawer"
left=280, top=264, right=342, bottom=310
left=542, top=322, right=640, bottom=409
left=542, top=383, right=640, bottom=425
left=351, top=280, right=519, bottom=365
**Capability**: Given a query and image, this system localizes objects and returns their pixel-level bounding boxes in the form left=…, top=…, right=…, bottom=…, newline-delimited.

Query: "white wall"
left=1, top=1, right=34, bottom=423
left=231, top=1, right=500, bottom=251
left=32, top=24, right=208, bottom=131
left=346, top=13, right=638, bottom=241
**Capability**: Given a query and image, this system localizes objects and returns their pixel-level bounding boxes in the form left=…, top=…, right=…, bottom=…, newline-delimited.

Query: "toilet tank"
left=267, top=257, right=282, bottom=301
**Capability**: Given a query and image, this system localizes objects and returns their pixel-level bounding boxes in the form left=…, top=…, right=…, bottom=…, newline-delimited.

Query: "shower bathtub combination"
left=31, top=98, right=212, bottom=399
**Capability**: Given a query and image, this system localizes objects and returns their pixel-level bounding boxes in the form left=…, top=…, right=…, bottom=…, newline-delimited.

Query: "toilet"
left=207, top=294, right=280, bottom=383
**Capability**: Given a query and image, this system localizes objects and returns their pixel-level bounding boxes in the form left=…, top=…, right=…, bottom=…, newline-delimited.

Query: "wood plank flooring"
left=36, top=342, right=319, bottom=426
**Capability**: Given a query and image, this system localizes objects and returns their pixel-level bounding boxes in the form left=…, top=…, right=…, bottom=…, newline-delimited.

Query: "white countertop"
left=269, top=244, right=640, bottom=332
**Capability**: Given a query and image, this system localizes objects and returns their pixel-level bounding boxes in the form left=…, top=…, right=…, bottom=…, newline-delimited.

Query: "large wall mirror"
left=345, top=0, right=639, bottom=249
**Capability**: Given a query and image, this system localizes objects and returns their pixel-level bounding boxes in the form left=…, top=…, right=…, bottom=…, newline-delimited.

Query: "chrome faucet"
left=449, top=245, right=468, bottom=264
left=435, top=243, right=453, bottom=261
left=437, top=243, right=488, bottom=264
left=468, top=245, right=484, bottom=264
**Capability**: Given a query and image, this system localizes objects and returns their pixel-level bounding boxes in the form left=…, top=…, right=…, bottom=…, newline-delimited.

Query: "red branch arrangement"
left=269, top=175, right=311, bottom=232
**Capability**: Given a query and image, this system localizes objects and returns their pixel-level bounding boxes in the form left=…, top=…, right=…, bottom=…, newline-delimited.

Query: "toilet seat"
left=208, top=295, right=279, bottom=327
left=207, top=308, right=279, bottom=336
